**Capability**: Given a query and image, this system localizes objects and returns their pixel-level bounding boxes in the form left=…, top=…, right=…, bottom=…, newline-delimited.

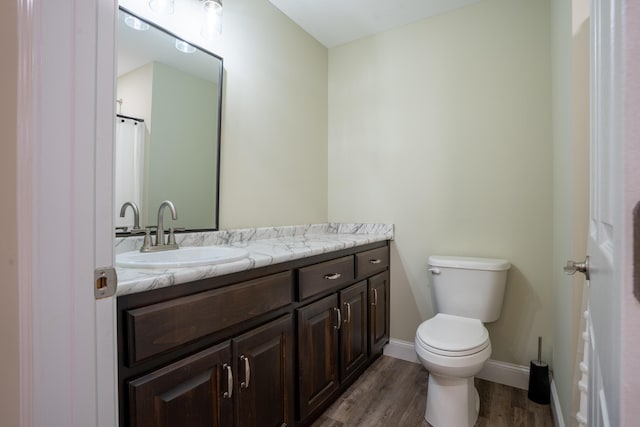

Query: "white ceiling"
left=268, top=0, right=481, bottom=48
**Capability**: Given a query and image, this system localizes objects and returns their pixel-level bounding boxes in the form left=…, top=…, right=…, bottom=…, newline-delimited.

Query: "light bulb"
left=124, top=15, right=150, bottom=31
left=175, top=39, right=196, bottom=54
left=201, top=0, right=223, bottom=40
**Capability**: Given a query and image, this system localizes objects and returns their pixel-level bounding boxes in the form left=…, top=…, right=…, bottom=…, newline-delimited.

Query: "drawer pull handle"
left=333, top=307, right=342, bottom=330
left=344, top=302, right=351, bottom=324
left=369, top=259, right=382, bottom=264
left=222, top=364, right=233, bottom=398
left=324, top=273, right=342, bottom=280
left=371, top=289, right=378, bottom=306
left=240, top=355, right=251, bottom=389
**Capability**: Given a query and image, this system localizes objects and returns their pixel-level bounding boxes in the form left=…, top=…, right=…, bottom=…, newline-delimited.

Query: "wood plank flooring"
left=312, top=356, right=554, bottom=427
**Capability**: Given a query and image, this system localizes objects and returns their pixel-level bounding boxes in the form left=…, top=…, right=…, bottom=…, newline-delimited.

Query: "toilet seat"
left=416, top=313, right=489, bottom=357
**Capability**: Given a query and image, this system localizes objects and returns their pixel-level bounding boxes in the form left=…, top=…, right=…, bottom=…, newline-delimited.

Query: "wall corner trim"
left=383, top=339, right=530, bottom=390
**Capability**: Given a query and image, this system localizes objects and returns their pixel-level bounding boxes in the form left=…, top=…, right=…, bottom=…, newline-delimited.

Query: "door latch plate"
left=95, top=267, right=117, bottom=299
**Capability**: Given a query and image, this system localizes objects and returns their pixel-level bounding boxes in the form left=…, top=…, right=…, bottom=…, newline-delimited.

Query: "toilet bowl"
left=415, top=313, right=491, bottom=427
left=415, top=256, right=510, bottom=427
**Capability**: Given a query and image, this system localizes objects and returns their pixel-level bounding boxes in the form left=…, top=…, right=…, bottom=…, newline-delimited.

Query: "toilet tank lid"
left=428, top=255, right=510, bottom=271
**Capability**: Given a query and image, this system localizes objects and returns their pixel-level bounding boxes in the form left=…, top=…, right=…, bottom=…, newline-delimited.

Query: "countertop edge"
left=115, top=224, right=393, bottom=296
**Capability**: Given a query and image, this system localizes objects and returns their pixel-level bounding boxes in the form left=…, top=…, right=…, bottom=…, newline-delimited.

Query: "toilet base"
left=425, top=373, right=479, bottom=427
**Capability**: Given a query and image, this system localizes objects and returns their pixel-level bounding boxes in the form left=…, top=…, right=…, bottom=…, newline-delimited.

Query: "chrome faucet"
left=131, top=200, right=180, bottom=252
left=156, top=200, right=178, bottom=248
left=119, top=201, right=141, bottom=230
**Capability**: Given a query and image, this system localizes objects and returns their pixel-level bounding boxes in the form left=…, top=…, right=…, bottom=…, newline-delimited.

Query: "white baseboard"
left=476, top=359, right=530, bottom=390
left=383, top=339, right=530, bottom=390
left=550, top=379, right=565, bottom=427
left=383, top=338, right=420, bottom=363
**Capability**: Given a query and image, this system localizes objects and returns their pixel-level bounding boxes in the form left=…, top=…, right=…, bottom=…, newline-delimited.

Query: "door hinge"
left=95, top=267, right=117, bottom=299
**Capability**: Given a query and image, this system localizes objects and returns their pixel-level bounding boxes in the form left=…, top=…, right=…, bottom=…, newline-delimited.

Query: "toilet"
left=415, top=255, right=510, bottom=427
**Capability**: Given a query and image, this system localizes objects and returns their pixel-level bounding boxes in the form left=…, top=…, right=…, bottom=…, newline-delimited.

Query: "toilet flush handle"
left=428, top=268, right=441, bottom=275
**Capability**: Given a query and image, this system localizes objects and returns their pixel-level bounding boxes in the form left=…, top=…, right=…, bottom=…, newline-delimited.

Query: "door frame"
left=17, top=0, right=117, bottom=425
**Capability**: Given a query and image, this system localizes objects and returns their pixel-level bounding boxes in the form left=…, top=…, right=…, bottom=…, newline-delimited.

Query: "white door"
left=586, top=0, right=640, bottom=425
left=19, top=0, right=118, bottom=426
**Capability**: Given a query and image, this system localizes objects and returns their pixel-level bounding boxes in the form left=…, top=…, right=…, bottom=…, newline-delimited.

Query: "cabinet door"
left=297, top=294, right=340, bottom=421
left=339, top=281, right=369, bottom=382
left=233, top=314, right=294, bottom=427
left=128, top=341, right=233, bottom=427
left=368, top=271, right=390, bottom=357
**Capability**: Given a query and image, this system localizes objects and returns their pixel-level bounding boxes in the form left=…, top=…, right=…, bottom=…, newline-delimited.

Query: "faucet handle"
left=168, top=227, right=185, bottom=246
left=115, top=226, right=129, bottom=233
left=131, top=227, right=154, bottom=252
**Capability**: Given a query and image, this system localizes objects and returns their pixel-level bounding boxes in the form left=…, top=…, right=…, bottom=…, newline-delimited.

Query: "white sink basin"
left=116, top=246, right=249, bottom=269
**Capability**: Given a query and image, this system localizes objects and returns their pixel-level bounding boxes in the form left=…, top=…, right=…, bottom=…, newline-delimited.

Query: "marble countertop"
left=116, top=223, right=394, bottom=296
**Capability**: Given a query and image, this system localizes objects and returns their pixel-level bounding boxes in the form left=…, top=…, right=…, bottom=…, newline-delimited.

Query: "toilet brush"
left=527, top=336, right=550, bottom=404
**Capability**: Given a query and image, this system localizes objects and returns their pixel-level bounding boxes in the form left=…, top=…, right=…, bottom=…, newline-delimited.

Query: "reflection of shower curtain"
left=115, top=116, right=145, bottom=228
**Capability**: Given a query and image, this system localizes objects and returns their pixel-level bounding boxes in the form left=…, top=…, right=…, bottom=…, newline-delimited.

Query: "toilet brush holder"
left=528, top=337, right=550, bottom=405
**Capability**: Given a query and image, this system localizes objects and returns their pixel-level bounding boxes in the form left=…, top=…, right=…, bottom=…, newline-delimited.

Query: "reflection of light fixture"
left=175, top=39, right=196, bottom=53
left=148, top=0, right=174, bottom=15
left=124, top=15, right=150, bottom=31
left=201, top=0, right=222, bottom=40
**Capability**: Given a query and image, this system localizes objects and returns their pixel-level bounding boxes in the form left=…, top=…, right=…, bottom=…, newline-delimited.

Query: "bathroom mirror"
left=115, top=7, right=222, bottom=235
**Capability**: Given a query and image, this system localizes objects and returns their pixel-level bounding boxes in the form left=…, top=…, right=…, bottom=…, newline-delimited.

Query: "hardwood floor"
left=312, top=356, right=554, bottom=427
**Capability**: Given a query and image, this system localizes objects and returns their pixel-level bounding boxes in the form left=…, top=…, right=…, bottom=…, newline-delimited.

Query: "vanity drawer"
left=298, top=256, right=355, bottom=301
left=124, top=271, right=293, bottom=365
left=355, top=246, right=389, bottom=279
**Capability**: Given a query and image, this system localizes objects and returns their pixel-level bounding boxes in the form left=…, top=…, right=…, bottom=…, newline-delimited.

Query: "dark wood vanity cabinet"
left=295, top=246, right=390, bottom=425
left=118, top=240, right=390, bottom=427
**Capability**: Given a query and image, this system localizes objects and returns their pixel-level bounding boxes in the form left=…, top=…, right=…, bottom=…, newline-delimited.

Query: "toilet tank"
left=428, top=256, right=510, bottom=323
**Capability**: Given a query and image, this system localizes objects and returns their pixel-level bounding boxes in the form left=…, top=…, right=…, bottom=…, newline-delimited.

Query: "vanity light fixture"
left=124, top=14, right=150, bottom=31
left=200, top=0, right=223, bottom=40
left=148, top=0, right=175, bottom=15
left=175, top=39, right=197, bottom=53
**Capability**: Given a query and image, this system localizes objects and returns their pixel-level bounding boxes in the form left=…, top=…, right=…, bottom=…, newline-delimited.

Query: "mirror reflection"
left=115, top=7, right=222, bottom=234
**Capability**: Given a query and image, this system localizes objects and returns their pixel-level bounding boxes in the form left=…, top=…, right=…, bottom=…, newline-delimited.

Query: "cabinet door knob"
left=333, top=307, right=342, bottom=330
left=240, top=355, right=251, bottom=389
left=369, top=259, right=382, bottom=264
left=371, top=288, right=378, bottom=306
left=222, top=363, right=233, bottom=398
left=324, top=273, right=342, bottom=280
